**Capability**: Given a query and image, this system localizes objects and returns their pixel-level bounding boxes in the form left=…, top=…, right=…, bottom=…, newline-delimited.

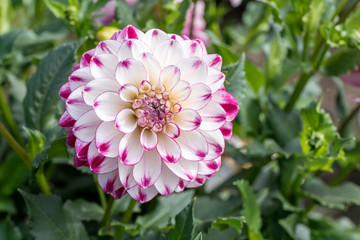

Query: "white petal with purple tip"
left=154, top=163, right=179, bottom=196
left=119, top=84, right=139, bottom=102
left=133, top=150, right=162, bottom=188
left=82, top=78, right=120, bottom=106
left=198, top=101, right=227, bottom=131
left=90, top=54, right=118, bottom=78
left=115, top=58, right=147, bottom=88
left=69, top=67, right=94, bottom=91
left=142, top=29, right=169, bottom=51
left=95, top=122, right=123, bottom=158
left=170, top=80, right=191, bottom=102
left=94, top=92, right=129, bottom=122
left=163, top=123, right=180, bottom=139
left=180, top=40, right=203, bottom=58
left=118, top=159, right=137, bottom=190
left=127, top=185, right=158, bottom=203
left=173, top=109, right=201, bottom=131
left=140, top=128, right=158, bottom=151
left=73, top=111, right=101, bottom=142
left=159, top=65, right=180, bottom=91
left=115, top=109, right=137, bottom=133
left=165, top=157, right=198, bottom=182
left=97, top=170, right=123, bottom=194
left=177, top=57, right=207, bottom=85
left=204, top=54, right=222, bottom=70
left=95, top=40, right=121, bottom=55
left=139, top=52, right=161, bottom=85
left=156, top=133, right=181, bottom=163
left=175, top=130, right=208, bottom=161
left=199, top=129, right=225, bottom=161
left=118, top=129, right=144, bottom=165
left=66, top=86, right=91, bottom=120
left=154, top=39, right=184, bottom=68
left=88, top=141, right=118, bottom=174
left=206, top=67, right=225, bottom=93
left=180, top=83, right=212, bottom=110
left=117, top=39, right=151, bottom=61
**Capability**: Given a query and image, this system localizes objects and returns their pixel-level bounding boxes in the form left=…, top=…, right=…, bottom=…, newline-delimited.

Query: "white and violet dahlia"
left=59, top=25, right=239, bottom=203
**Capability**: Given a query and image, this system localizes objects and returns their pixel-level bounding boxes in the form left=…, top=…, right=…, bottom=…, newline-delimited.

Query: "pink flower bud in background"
left=93, top=0, right=138, bottom=26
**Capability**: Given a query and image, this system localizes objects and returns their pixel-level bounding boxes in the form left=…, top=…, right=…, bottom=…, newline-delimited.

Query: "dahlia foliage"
left=59, top=25, right=238, bottom=202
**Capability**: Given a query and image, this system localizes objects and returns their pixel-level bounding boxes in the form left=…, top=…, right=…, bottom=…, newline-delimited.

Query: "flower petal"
left=59, top=82, right=71, bottom=101
left=119, top=83, right=139, bottom=102
left=154, top=39, right=184, bottom=68
left=159, top=65, right=180, bottom=91
left=197, top=101, right=227, bottom=131
left=90, top=54, right=118, bottom=78
left=140, top=128, right=158, bottom=151
left=165, top=157, right=199, bottom=181
left=88, top=141, right=118, bottom=174
left=163, top=123, right=180, bottom=139
left=73, top=111, right=101, bottom=142
left=180, top=40, right=203, bottom=58
left=154, top=163, right=180, bottom=196
left=115, top=109, right=138, bottom=133
left=175, top=179, right=190, bottom=193
left=115, top=58, right=147, bottom=88
left=80, top=49, right=95, bottom=68
left=212, top=89, right=239, bottom=121
left=200, top=129, right=224, bottom=160
left=220, top=121, right=233, bottom=140
left=118, top=129, right=144, bottom=165
left=198, top=157, right=221, bottom=175
left=173, top=109, right=201, bottom=131
left=204, top=54, right=222, bottom=71
left=175, top=130, right=208, bottom=161
left=139, top=52, right=161, bottom=85
left=95, top=40, right=121, bottom=55
left=180, top=83, right=212, bottom=110
left=95, top=122, right=123, bottom=158
left=82, top=78, right=120, bottom=106
left=59, top=111, right=75, bottom=128
left=133, top=150, right=162, bottom=188
left=206, top=67, right=225, bottom=93
left=66, top=86, right=91, bottom=120
left=97, top=170, right=124, bottom=196
left=170, top=80, right=191, bottom=102
left=127, top=185, right=158, bottom=203
left=142, top=29, right=169, bottom=51
left=177, top=57, right=207, bottom=85
left=156, top=133, right=181, bottom=163
left=94, top=92, right=129, bottom=122
left=69, top=67, right=94, bottom=91
left=117, top=39, right=151, bottom=61
left=118, top=160, right=136, bottom=190
left=111, top=25, right=144, bottom=42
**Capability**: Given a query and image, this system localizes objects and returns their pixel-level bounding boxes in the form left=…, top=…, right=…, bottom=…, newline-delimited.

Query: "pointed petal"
left=173, top=109, right=201, bottom=131
left=177, top=57, right=207, bottom=85
left=90, top=54, right=118, bottom=78
left=88, top=141, right=118, bottom=174
left=170, top=80, right=191, bottom=102
left=139, top=52, right=161, bottom=85
left=115, top=58, right=147, bottom=88
left=180, top=83, right=212, bottom=110
left=69, top=67, right=94, bottom=91
left=198, top=101, right=227, bottom=131
left=186, top=176, right=206, bottom=188
left=80, top=49, right=95, bottom=68
left=133, top=150, right=162, bottom=188
left=115, top=109, right=138, bottom=133
left=95, top=40, right=121, bottom=55
left=94, top=92, right=130, bottom=122
left=154, top=163, right=180, bottom=196
left=118, top=160, right=137, bottom=190
left=180, top=40, right=203, bottom=58
left=175, top=130, right=208, bottom=161
left=82, top=78, right=120, bottom=106
left=156, top=133, right=181, bottom=163
left=175, top=179, right=189, bottom=193
left=212, top=89, right=239, bottom=121
left=198, top=157, right=221, bottom=175
left=95, top=122, right=123, bottom=158
left=220, top=121, right=233, bottom=140
left=59, top=82, right=71, bottom=101
left=127, top=185, right=158, bottom=203
left=142, top=29, right=169, bottom=51
left=117, top=39, right=151, bottom=61
left=118, top=129, right=144, bottom=165
left=163, top=123, right=180, bottom=139
left=119, top=83, right=139, bottom=102
left=66, top=86, right=91, bottom=120
left=73, top=155, right=89, bottom=167
left=75, top=138, right=90, bottom=161
left=140, top=128, right=158, bottom=151
left=199, top=129, right=225, bottom=161
left=59, top=111, right=76, bottom=128
left=111, top=25, right=144, bottom=42
left=154, top=39, right=184, bottom=68
left=159, top=65, right=180, bottom=91
left=73, top=111, right=101, bottom=142
left=165, top=157, right=199, bottom=181
left=204, top=54, right=222, bottom=71
left=206, top=67, right=225, bottom=93
left=97, top=170, right=123, bottom=194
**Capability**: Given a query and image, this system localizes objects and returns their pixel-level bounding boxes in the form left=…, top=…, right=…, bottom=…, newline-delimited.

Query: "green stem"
left=36, top=165, right=51, bottom=194
left=330, top=164, right=355, bottom=186
left=332, top=0, right=349, bottom=22
left=0, top=121, right=31, bottom=168
left=121, top=198, right=137, bottom=224
left=337, top=0, right=360, bottom=25
left=93, top=174, right=107, bottom=209
left=339, top=103, right=360, bottom=135
left=0, top=86, right=24, bottom=145
left=285, top=71, right=313, bottom=111
left=101, top=197, right=115, bottom=228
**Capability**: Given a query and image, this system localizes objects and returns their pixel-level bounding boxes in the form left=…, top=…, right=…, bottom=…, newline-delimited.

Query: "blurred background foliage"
left=0, top=0, right=360, bottom=239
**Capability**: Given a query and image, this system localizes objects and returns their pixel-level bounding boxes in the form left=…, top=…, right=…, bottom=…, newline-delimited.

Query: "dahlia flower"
left=59, top=25, right=239, bottom=202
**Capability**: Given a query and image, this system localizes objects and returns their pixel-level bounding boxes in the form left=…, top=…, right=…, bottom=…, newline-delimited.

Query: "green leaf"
left=24, top=127, right=46, bottom=159
left=169, top=200, right=195, bottom=240
left=234, top=180, right=264, bottom=240
left=43, top=0, right=67, bottom=19
left=23, top=41, right=82, bottom=139
left=278, top=213, right=299, bottom=239
left=211, top=216, right=245, bottom=233
left=19, top=190, right=89, bottom=240
left=193, top=233, right=203, bottom=240
left=223, top=54, right=247, bottom=105
left=322, top=49, right=360, bottom=76
left=302, top=178, right=360, bottom=210
left=167, top=0, right=191, bottom=34
left=0, top=30, right=21, bottom=59
left=0, top=216, right=22, bottom=240
left=115, top=0, right=138, bottom=28
left=63, top=199, right=104, bottom=222
left=245, top=60, right=265, bottom=93
left=136, top=190, right=194, bottom=232
left=344, top=4, right=360, bottom=31
left=309, top=217, right=360, bottom=240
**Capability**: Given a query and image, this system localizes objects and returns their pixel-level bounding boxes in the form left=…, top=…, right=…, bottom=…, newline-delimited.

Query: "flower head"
left=59, top=25, right=239, bottom=202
